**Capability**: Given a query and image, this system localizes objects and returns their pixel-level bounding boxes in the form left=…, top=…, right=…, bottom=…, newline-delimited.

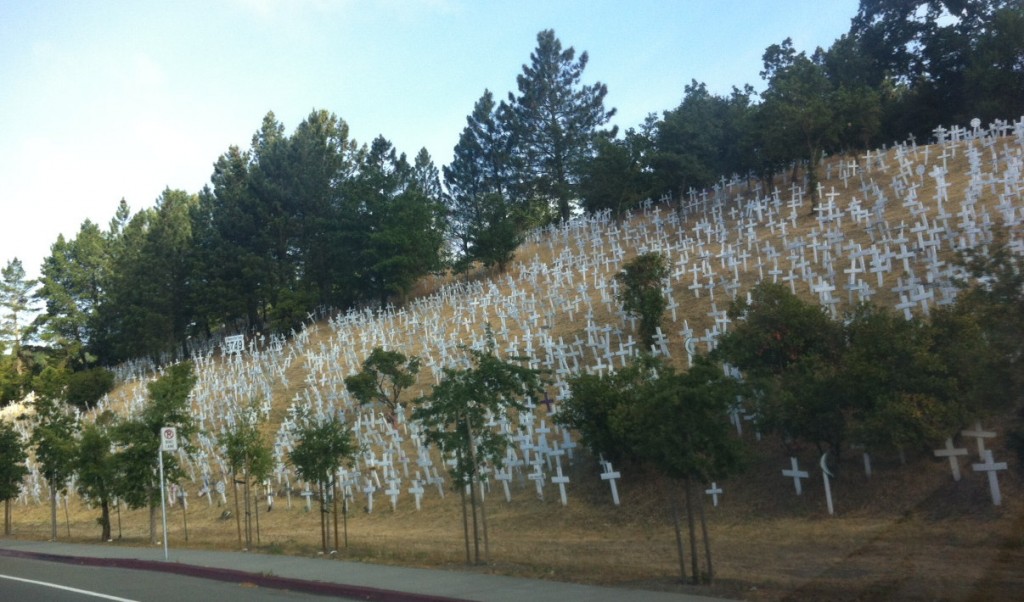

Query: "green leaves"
left=289, top=412, right=355, bottom=487
left=112, top=361, right=197, bottom=510
left=344, top=347, right=421, bottom=416
left=560, top=354, right=744, bottom=483
left=506, top=29, right=616, bottom=223
left=616, top=252, right=669, bottom=349
left=0, top=420, right=28, bottom=502
left=218, top=402, right=273, bottom=482
left=28, top=367, right=78, bottom=488
left=714, top=281, right=1001, bottom=458
left=413, top=337, right=545, bottom=487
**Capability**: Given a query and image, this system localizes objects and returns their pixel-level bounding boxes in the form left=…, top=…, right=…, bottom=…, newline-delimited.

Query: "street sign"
left=161, top=426, right=178, bottom=452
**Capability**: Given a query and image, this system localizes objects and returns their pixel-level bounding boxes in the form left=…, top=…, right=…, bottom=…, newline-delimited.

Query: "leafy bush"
left=65, top=367, right=115, bottom=409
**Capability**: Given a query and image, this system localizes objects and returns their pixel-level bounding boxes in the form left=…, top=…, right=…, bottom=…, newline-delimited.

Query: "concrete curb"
left=0, top=547, right=472, bottom=601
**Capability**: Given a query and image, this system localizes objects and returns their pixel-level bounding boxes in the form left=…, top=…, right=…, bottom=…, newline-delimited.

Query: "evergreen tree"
left=757, top=39, right=840, bottom=208
left=506, top=29, right=616, bottom=222
left=0, top=419, right=28, bottom=535
left=247, top=111, right=299, bottom=326
left=27, top=366, right=79, bottom=541
left=444, top=90, right=517, bottom=263
left=287, top=110, right=359, bottom=309
left=0, top=258, right=37, bottom=403
left=349, top=136, right=445, bottom=305
left=112, top=361, right=196, bottom=544
left=654, top=81, right=732, bottom=194
left=75, top=412, right=119, bottom=541
left=616, top=252, right=669, bottom=350
left=190, top=146, right=268, bottom=332
left=580, top=122, right=655, bottom=218
left=34, top=222, right=110, bottom=369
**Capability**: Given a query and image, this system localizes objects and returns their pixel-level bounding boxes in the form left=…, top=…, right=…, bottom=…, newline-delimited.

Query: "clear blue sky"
left=0, top=0, right=858, bottom=279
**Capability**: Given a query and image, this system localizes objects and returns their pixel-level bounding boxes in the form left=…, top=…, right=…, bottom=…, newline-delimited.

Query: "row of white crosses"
left=776, top=420, right=1007, bottom=516
left=934, top=422, right=1008, bottom=506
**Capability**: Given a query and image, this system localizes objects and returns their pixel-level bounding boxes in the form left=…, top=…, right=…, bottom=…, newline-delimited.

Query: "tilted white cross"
left=961, top=422, right=996, bottom=457
left=551, top=458, right=570, bottom=506
left=782, top=457, right=810, bottom=495
left=972, top=449, right=1008, bottom=506
left=600, top=460, right=622, bottom=506
left=934, top=437, right=968, bottom=481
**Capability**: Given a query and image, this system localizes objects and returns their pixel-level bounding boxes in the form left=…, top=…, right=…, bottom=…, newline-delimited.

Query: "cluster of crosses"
left=15, top=117, right=1023, bottom=520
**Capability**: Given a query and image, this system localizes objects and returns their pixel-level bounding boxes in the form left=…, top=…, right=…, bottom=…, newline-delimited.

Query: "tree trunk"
left=149, top=499, right=157, bottom=545
left=181, top=499, right=189, bottom=543
left=332, top=477, right=339, bottom=553
left=318, top=481, right=328, bottom=555
left=100, top=500, right=111, bottom=541
left=252, top=485, right=260, bottom=546
left=669, top=480, right=686, bottom=583
left=698, top=484, right=713, bottom=585
left=342, top=488, right=349, bottom=549
left=49, top=486, right=57, bottom=541
left=243, top=471, right=252, bottom=549
left=233, top=474, right=242, bottom=549
left=468, top=479, right=480, bottom=564
left=807, top=148, right=820, bottom=213
left=684, top=477, right=699, bottom=584
left=465, top=416, right=488, bottom=563
left=458, top=456, right=471, bottom=564
left=4, top=498, right=11, bottom=535
left=64, top=495, right=71, bottom=538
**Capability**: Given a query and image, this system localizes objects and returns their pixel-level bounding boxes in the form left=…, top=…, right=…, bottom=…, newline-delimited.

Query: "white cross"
left=495, top=468, right=513, bottom=503
left=705, top=482, right=722, bottom=507
left=528, top=464, right=545, bottom=501
left=820, top=453, right=835, bottom=516
left=363, top=482, right=376, bottom=513
left=782, top=457, right=809, bottom=495
left=385, top=480, right=400, bottom=511
left=972, top=450, right=1008, bottom=506
left=961, top=422, right=996, bottom=457
left=600, top=461, right=621, bottom=506
left=407, top=477, right=424, bottom=511
left=551, top=458, right=570, bottom=506
left=934, top=437, right=968, bottom=481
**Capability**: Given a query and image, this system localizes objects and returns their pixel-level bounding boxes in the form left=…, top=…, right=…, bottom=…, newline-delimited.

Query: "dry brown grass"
left=8, top=436, right=1023, bottom=601
left=6, top=132, right=1024, bottom=601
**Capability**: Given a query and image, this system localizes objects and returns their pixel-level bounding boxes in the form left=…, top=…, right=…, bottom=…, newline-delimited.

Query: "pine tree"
left=0, top=419, right=28, bottom=535
left=444, top=90, right=514, bottom=259
left=506, top=29, right=616, bottom=223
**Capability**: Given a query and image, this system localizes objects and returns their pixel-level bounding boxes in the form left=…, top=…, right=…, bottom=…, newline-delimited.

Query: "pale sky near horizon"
left=0, top=0, right=859, bottom=280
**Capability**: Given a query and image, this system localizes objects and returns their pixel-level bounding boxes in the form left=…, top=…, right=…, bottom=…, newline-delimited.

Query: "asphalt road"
left=0, top=539, right=727, bottom=601
left=0, top=555, right=340, bottom=602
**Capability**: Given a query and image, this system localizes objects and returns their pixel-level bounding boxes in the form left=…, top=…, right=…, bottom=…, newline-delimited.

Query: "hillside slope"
left=10, top=120, right=1024, bottom=600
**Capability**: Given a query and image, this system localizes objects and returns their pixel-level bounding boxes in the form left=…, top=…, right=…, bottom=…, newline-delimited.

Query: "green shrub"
left=65, top=367, right=115, bottom=409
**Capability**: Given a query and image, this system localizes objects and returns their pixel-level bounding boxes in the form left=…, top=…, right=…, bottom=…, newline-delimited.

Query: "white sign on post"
left=158, top=426, right=177, bottom=561
left=161, top=427, right=178, bottom=452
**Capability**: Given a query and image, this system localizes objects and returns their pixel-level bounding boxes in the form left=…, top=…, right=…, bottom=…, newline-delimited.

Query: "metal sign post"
left=159, top=427, right=177, bottom=561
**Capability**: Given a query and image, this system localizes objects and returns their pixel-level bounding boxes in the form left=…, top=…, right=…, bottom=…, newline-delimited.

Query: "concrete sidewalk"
left=0, top=539, right=727, bottom=601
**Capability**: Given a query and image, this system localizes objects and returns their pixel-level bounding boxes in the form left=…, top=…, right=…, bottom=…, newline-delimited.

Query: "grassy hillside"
left=6, top=123, right=1024, bottom=601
